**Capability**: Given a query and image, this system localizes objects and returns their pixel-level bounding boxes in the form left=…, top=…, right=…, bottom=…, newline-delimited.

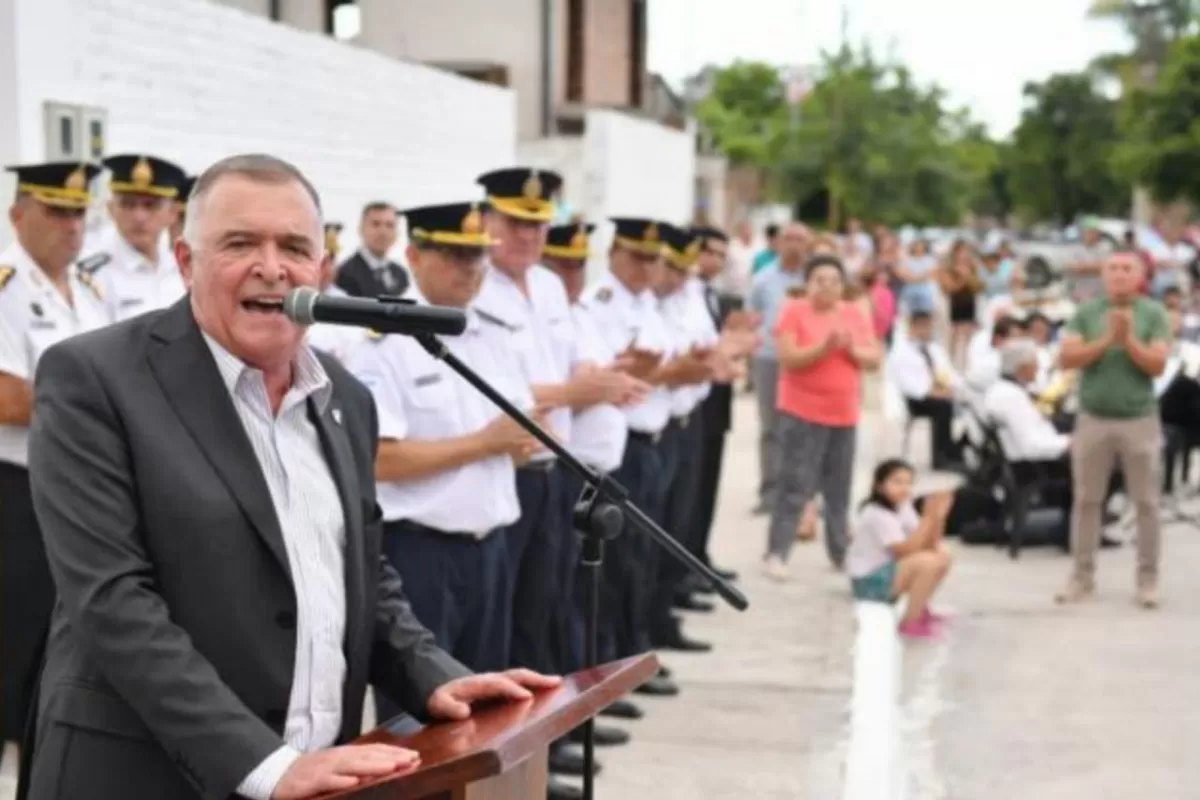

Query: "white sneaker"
left=762, top=555, right=790, bottom=582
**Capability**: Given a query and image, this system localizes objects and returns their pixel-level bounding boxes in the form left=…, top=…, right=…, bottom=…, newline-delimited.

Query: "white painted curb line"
left=844, top=602, right=904, bottom=800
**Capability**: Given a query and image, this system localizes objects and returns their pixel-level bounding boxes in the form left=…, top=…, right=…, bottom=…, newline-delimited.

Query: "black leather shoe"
left=569, top=723, right=631, bottom=747
left=549, top=745, right=601, bottom=777
left=633, top=675, right=680, bottom=696
left=548, top=777, right=584, bottom=800
left=657, top=665, right=672, bottom=680
left=598, top=698, right=644, bottom=719
left=673, top=593, right=714, bottom=613
left=1100, top=534, right=1123, bottom=549
left=657, top=630, right=713, bottom=653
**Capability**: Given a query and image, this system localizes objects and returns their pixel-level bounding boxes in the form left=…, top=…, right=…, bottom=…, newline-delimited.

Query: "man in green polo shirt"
left=1056, top=251, right=1171, bottom=609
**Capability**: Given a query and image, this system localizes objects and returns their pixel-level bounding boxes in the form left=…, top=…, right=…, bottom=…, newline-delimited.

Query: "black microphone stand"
left=410, top=331, right=748, bottom=800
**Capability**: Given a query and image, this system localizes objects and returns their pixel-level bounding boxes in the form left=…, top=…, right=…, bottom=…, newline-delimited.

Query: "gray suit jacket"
left=22, top=299, right=470, bottom=800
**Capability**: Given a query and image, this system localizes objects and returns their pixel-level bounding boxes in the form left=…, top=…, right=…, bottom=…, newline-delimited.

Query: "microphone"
left=284, top=287, right=467, bottom=337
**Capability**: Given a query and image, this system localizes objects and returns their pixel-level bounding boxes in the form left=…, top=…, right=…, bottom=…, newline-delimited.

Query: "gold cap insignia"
left=462, top=204, right=483, bottom=235
left=644, top=222, right=659, bottom=243
left=65, top=166, right=88, bottom=192
left=570, top=225, right=588, bottom=251
left=325, top=228, right=340, bottom=252
left=131, top=157, right=154, bottom=189
left=523, top=170, right=543, bottom=200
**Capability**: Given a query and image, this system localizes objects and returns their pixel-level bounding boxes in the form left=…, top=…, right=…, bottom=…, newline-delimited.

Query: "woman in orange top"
left=763, top=254, right=883, bottom=578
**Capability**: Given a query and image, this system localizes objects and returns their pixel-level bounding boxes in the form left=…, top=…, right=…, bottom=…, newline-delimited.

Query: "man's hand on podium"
left=427, top=668, right=563, bottom=721
left=272, top=743, right=421, bottom=798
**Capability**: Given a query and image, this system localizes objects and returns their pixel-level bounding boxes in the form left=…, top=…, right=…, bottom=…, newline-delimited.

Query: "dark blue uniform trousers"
left=651, top=409, right=706, bottom=636
left=375, top=519, right=511, bottom=725
left=605, top=433, right=667, bottom=658
left=506, top=462, right=568, bottom=674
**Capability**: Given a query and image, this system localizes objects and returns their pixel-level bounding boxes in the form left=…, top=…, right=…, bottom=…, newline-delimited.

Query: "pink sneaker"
left=898, top=618, right=941, bottom=641
left=921, top=608, right=951, bottom=627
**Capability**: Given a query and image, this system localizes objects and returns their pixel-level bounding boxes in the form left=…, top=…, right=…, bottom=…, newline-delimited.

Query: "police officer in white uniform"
left=348, top=201, right=537, bottom=699
left=472, top=169, right=634, bottom=789
left=647, top=224, right=718, bottom=652
left=542, top=222, right=646, bottom=744
left=83, top=154, right=188, bottom=321
left=582, top=218, right=711, bottom=699
left=0, top=160, right=111, bottom=750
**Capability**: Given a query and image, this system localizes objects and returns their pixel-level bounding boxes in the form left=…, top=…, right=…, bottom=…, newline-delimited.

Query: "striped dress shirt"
left=201, top=335, right=349, bottom=800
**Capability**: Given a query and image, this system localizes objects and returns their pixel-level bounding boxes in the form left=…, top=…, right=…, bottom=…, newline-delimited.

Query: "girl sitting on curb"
left=846, top=459, right=954, bottom=640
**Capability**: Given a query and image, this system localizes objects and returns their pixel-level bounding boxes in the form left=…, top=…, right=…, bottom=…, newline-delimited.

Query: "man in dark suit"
left=22, top=154, right=557, bottom=800
left=690, top=226, right=755, bottom=583
left=333, top=201, right=409, bottom=298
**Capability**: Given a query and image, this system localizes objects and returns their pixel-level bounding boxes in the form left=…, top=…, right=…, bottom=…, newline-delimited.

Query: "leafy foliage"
left=1006, top=73, right=1129, bottom=224
left=1116, top=34, right=1200, bottom=204
left=693, top=48, right=1008, bottom=227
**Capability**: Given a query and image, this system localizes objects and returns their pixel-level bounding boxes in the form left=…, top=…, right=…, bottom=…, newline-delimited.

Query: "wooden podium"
left=322, top=654, right=658, bottom=800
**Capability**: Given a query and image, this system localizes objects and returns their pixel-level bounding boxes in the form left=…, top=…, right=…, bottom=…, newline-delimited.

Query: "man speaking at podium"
left=22, top=154, right=558, bottom=800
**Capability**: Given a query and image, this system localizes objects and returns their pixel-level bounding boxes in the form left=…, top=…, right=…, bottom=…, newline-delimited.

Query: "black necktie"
left=705, top=284, right=720, bottom=325
left=918, top=343, right=936, bottom=376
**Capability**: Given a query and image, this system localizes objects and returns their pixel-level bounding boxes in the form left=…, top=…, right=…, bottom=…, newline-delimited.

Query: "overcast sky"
left=647, top=0, right=1132, bottom=136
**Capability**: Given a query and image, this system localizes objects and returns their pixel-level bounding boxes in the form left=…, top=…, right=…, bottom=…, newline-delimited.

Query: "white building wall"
left=581, top=110, right=695, bottom=281
left=356, top=0, right=547, bottom=142
left=0, top=0, right=517, bottom=253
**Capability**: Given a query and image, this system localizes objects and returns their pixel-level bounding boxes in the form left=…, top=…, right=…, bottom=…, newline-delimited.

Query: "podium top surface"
left=322, top=653, right=659, bottom=799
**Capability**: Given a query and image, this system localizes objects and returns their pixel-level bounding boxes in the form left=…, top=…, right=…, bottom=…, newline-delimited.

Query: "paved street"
left=4, top=384, right=1199, bottom=798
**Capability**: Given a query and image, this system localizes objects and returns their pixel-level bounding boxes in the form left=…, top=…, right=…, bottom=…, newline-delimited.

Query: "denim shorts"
left=850, top=561, right=897, bottom=603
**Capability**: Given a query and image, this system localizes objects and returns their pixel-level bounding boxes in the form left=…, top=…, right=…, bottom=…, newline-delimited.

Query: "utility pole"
left=827, top=2, right=849, bottom=231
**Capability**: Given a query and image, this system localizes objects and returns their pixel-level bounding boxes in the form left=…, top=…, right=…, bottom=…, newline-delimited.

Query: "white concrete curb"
left=844, top=602, right=904, bottom=800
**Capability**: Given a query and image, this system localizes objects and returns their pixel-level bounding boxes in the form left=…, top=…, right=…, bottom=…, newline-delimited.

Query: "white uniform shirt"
left=0, top=242, right=112, bottom=466
left=474, top=264, right=577, bottom=459
left=886, top=336, right=959, bottom=401
left=84, top=227, right=185, bottom=321
left=305, top=285, right=366, bottom=365
left=202, top=336, right=349, bottom=800
left=568, top=300, right=628, bottom=472
left=582, top=271, right=674, bottom=435
left=346, top=291, right=530, bottom=535
left=982, top=378, right=1070, bottom=461
left=659, top=278, right=717, bottom=418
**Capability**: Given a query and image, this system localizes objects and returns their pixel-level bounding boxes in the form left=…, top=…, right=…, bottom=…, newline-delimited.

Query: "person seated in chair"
left=887, top=310, right=964, bottom=471
left=984, top=339, right=1121, bottom=549
left=983, top=339, right=1071, bottom=464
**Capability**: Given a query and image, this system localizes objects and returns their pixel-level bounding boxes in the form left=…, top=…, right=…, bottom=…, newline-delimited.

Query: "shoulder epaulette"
left=475, top=308, right=518, bottom=332
left=77, top=270, right=104, bottom=301
left=0, top=266, right=14, bottom=293
left=367, top=329, right=385, bottom=341
left=78, top=252, right=112, bottom=275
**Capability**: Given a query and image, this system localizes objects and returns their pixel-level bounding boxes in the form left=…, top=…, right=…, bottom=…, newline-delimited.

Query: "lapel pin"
left=332, top=408, right=343, bottom=425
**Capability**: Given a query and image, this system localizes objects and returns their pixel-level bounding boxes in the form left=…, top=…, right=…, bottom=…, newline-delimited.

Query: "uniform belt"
left=628, top=429, right=663, bottom=445
left=383, top=518, right=495, bottom=540
left=519, top=459, right=557, bottom=473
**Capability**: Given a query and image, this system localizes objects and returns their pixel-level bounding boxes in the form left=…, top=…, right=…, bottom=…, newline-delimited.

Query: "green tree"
left=691, top=49, right=1001, bottom=227
left=1116, top=34, right=1200, bottom=203
left=1089, top=0, right=1200, bottom=85
left=694, top=61, right=787, bottom=166
left=1006, top=72, right=1128, bottom=224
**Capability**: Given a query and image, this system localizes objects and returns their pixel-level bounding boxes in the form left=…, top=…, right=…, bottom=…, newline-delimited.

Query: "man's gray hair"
left=182, top=153, right=323, bottom=244
left=1000, top=337, right=1040, bottom=377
